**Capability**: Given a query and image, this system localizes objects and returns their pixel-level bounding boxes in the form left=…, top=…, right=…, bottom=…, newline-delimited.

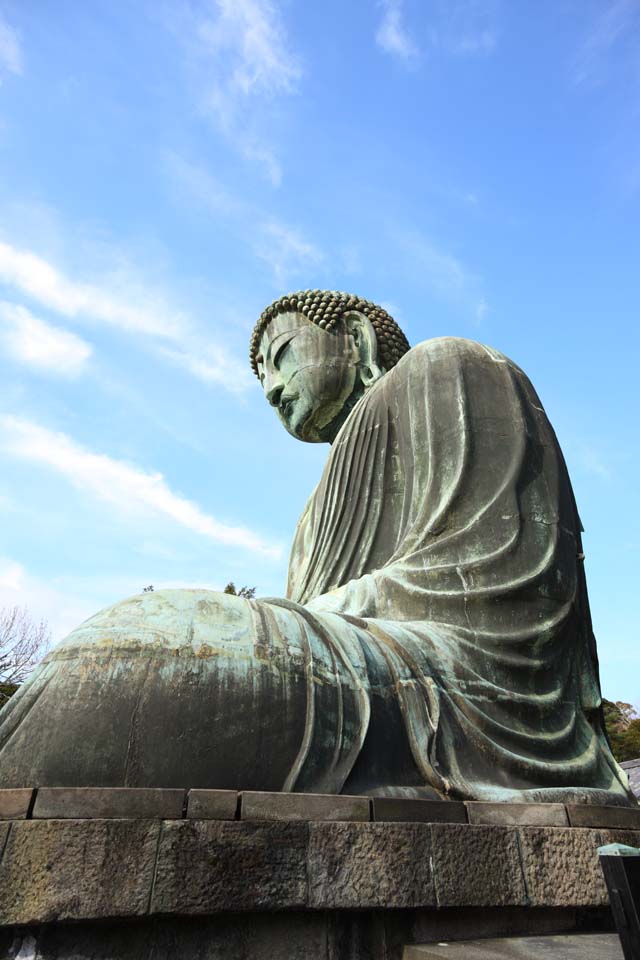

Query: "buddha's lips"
left=279, top=396, right=298, bottom=419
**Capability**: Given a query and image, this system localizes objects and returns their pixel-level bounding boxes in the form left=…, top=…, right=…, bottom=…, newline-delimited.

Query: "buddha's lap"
left=0, top=590, right=324, bottom=789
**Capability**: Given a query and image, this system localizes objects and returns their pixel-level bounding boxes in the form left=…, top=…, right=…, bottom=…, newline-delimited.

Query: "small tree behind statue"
left=223, top=582, right=256, bottom=599
left=0, top=606, right=51, bottom=706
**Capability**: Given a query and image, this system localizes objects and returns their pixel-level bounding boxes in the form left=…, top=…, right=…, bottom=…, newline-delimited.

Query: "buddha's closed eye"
left=273, top=337, right=293, bottom=370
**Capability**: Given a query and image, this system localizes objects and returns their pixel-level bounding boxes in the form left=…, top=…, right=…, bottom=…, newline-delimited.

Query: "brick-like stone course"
left=151, top=820, right=309, bottom=914
left=0, top=819, right=161, bottom=925
left=431, top=824, right=527, bottom=907
left=467, top=802, right=568, bottom=827
left=241, top=790, right=370, bottom=822
left=566, top=803, right=640, bottom=830
left=0, top=788, right=33, bottom=820
left=33, top=787, right=185, bottom=820
left=373, top=798, right=467, bottom=823
left=308, top=822, right=435, bottom=909
left=186, top=789, right=238, bottom=820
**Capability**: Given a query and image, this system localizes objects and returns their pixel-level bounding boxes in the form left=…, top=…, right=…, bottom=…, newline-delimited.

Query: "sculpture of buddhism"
left=0, top=290, right=633, bottom=805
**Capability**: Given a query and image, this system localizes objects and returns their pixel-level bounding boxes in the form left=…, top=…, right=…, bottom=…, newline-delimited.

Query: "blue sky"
left=0, top=1, right=638, bottom=705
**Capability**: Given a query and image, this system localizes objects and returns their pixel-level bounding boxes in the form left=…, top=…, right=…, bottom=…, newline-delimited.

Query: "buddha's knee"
left=0, top=589, right=309, bottom=790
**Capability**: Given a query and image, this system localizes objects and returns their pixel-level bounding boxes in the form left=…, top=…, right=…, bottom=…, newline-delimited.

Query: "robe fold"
left=0, top=337, right=631, bottom=803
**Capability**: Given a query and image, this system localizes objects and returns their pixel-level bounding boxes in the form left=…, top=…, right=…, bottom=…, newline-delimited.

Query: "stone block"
left=467, top=802, right=568, bottom=827
left=151, top=819, right=309, bottom=914
left=186, top=789, right=238, bottom=820
left=373, top=798, right=467, bottom=823
left=0, top=788, right=34, bottom=820
left=33, top=786, right=185, bottom=819
left=307, top=821, right=435, bottom=909
left=518, top=826, right=609, bottom=907
left=0, top=818, right=160, bottom=924
left=241, top=790, right=370, bottom=822
left=566, top=803, right=640, bottom=830
left=431, top=824, right=526, bottom=907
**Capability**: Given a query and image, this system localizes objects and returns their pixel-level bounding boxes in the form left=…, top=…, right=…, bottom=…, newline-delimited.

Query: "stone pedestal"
left=1, top=788, right=638, bottom=959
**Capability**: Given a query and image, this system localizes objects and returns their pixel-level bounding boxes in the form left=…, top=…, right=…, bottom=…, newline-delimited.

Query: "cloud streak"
left=253, top=221, right=323, bottom=285
left=376, top=0, right=419, bottom=63
left=395, top=228, right=487, bottom=319
left=0, top=415, right=281, bottom=558
left=0, top=240, right=185, bottom=339
left=440, top=1, right=498, bottom=58
left=0, top=12, right=22, bottom=76
left=199, top=0, right=300, bottom=101
left=573, top=0, right=640, bottom=87
left=166, top=153, right=323, bottom=286
left=168, top=0, right=301, bottom=184
left=376, top=0, right=499, bottom=64
left=0, top=301, right=92, bottom=376
left=0, top=238, right=252, bottom=392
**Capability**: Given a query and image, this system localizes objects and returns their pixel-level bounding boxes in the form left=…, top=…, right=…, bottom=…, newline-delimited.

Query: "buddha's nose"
left=266, top=380, right=284, bottom=408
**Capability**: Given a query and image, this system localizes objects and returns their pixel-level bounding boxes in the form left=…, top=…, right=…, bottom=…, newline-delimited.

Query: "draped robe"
left=0, top=337, right=631, bottom=803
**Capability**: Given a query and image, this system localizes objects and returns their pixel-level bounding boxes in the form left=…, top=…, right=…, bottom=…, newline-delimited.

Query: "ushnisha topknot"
left=250, top=289, right=411, bottom=378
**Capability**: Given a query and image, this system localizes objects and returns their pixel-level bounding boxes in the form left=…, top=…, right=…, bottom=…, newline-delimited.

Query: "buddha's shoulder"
left=401, top=336, right=511, bottom=368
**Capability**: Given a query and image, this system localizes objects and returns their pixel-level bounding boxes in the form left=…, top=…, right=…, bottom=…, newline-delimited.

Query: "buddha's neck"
left=326, top=384, right=368, bottom=444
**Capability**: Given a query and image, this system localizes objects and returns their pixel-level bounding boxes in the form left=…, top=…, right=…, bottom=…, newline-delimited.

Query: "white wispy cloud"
left=160, top=342, right=250, bottom=389
left=376, top=1, right=498, bottom=64
left=442, top=1, right=498, bottom=57
left=0, top=238, right=252, bottom=392
left=0, top=240, right=185, bottom=339
left=167, top=0, right=300, bottom=184
left=0, top=301, right=92, bottom=376
left=451, top=28, right=496, bottom=56
left=399, top=230, right=472, bottom=294
left=164, top=151, right=241, bottom=217
left=0, top=415, right=281, bottom=558
left=253, top=221, right=323, bottom=285
left=198, top=0, right=300, bottom=100
left=396, top=228, right=487, bottom=319
left=0, top=12, right=22, bottom=77
left=475, top=298, right=488, bottom=323
left=166, top=153, right=324, bottom=286
left=376, top=0, right=419, bottom=63
left=573, top=0, right=640, bottom=87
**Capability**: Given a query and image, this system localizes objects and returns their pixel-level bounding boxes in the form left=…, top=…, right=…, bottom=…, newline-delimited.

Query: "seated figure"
left=0, top=290, right=632, bottom=803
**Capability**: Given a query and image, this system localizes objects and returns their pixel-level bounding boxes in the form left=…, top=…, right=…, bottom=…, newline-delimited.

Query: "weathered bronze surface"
left=0, top=291, right=633, bottom=804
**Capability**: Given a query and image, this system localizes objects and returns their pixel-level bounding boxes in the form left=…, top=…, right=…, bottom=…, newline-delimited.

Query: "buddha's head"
left=250, top=290, right=410, bottom=443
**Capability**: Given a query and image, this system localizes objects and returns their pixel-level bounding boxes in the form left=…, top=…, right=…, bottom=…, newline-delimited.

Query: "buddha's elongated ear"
left=344, top=311, right=385, bottom=388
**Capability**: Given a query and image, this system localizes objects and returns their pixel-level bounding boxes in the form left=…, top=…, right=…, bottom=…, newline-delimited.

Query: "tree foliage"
left=223, top=582, right=256, bottom=599
left=603, top=699, right=640, bottom=763
left=0, top=606, right=51, bottom=707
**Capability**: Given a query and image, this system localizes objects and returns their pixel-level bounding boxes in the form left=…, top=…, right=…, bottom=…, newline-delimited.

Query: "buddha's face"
left=256, top=311, right=361, bottom=443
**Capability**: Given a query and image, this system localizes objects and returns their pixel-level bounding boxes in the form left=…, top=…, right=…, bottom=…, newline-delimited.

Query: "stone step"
left=404, top=933, right=623, bottom=959
left=1, top=785, right=638, bottom=826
